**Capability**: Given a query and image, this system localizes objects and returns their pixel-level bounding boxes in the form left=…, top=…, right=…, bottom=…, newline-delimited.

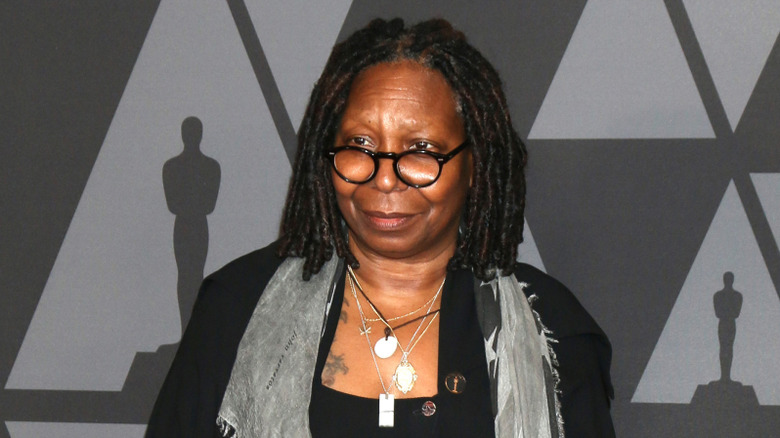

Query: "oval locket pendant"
left=393, top=360, right=417, bottom=394
left=374, top=336, right=397, bottom=359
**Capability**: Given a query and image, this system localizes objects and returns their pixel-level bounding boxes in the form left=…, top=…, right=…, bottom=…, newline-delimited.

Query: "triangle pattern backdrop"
left=529, top=0, right=714, bottom=139
left=7, top=0, right=294, bottom=391
left=752, top=173, right=780, bottom=250
left=245, top=0, right=354, bottom=130
left=632, top=179, right=780, bottom=405
left=683, top=0, right=780, bottom=132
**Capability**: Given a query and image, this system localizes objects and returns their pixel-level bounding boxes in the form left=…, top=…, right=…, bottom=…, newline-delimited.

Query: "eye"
left=409, top=141, right=435, bottom=151
left=347, top=136, right=371, bottom=147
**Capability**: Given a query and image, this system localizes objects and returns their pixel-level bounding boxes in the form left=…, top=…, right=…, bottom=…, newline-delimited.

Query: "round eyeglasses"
left=324, top=141, right=470, bottom=188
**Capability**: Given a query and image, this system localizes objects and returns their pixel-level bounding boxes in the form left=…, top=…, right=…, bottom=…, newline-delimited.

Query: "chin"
left=349, top=228, right=457, bottom=262
left=357, top=235, right=420, bottom=258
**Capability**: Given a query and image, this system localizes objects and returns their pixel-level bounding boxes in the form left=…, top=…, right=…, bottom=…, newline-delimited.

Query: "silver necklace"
left=347, top=267, right=443, bottom=394
left=347, top=273, right=395, bottom=427
left=361, top=290, right=438, bottom=323
left=347, top=266, right=443, bottom=360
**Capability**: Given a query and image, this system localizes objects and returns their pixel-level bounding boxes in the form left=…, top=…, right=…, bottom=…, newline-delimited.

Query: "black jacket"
left=147, top=241, right=615, bottom=437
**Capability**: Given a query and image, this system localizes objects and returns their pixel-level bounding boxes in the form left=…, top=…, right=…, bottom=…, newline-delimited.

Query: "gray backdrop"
left=3, top=1, right=780, bottom=436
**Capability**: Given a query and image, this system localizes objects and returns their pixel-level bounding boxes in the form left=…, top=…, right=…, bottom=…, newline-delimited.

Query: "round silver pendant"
left=393, top=360, right=418, bottom=394
left=374, top=336, right=397, bottom=359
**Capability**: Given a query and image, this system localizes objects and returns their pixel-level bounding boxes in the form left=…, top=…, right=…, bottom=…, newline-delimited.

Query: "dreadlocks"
left=277, top=18, right=527, bottom=282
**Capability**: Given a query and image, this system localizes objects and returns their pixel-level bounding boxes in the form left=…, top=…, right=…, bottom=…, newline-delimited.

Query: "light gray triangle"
left=517, top=221, right=547, bottom=272
left=632, top=181, right=780, bottom=404
left=245, top=0, right=354, bottom=130
left=684, top=0, right=780, bottom=131
left=529, top=0, right=714, bottom=139
left=752, top=173, right=780, bottom=249
left=6, top=0, right=290, bottom=391
left=5, top=422, right=146, bottom=438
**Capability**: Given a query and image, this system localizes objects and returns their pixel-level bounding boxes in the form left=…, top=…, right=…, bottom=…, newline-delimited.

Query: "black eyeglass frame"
left=324, top=141, right=470, bottom=188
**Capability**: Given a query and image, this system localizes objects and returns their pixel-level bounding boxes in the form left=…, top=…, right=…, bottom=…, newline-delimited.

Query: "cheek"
left=435, top=161, right=472, bottom=201
left=420, top=175, right=470, bottom=215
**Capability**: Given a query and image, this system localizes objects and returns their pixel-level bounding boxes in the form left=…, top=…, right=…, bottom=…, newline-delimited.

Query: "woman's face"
left=332, top=60, right=472, bottom=261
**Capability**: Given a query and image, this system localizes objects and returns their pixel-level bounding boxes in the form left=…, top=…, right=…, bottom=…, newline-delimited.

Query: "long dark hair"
left=277, top=18, right=527, bottom=282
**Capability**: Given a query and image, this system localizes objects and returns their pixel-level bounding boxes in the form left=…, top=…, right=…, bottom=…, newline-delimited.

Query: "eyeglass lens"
left=333, top=149, right=374, bottom=181
left=396, top=154, right=438, bottom=185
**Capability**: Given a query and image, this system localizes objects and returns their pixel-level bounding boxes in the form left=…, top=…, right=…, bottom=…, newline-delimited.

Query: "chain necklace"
left=361, top=289, right=439, bottom=323
left=347, top=266, right=442, bottom=395
left=348, top=272, right=395, bottom=427
left=347, top=266, right=444, bottom=359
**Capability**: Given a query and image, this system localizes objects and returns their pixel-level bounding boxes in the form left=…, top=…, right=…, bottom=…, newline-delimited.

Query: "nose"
left=372, top=156, right=407, bottom=192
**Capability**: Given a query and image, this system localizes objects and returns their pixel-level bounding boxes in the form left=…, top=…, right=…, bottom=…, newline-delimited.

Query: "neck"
left=346, top=236, right=455, bottom=301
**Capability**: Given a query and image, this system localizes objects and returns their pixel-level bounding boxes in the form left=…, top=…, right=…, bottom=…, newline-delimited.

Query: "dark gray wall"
left=3, top=1, right=779, bottom=436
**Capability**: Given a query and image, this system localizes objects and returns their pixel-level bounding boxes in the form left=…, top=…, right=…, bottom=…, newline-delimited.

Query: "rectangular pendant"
left=378, top=393, right=394, bottom=427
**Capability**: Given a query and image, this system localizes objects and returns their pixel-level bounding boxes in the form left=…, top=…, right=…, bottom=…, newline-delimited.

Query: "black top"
left=308, top=265, right=495, bottom=437
left=146, top=241, right=615, bottom=437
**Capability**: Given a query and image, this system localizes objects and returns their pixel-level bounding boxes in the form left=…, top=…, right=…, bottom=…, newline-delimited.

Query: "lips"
left=361, top=210, right=416, bottom=230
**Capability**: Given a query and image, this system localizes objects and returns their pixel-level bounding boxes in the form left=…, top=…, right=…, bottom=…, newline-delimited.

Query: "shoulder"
left=186, top=239, right=287, bottom=367
left=512, top=263, right=616, bottom=435
left=146, top=241, right=287, bottom=436
left=189, top=238, right=287, bottom=367
left=512, top=263, right=604, bottom=340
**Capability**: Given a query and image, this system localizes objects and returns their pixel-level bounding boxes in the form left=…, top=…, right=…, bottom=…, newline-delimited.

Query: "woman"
left=147, top=18, right=615, bottom=437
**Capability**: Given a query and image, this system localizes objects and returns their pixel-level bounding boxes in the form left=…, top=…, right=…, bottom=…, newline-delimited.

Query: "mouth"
left=361, top=210, right=416, bottom=230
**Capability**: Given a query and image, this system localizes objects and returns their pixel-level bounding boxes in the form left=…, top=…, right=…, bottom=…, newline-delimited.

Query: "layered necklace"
left=346, top=266, right=443, bottom=427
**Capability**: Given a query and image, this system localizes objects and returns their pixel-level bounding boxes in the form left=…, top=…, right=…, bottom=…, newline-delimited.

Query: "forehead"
left=344, top=60, right=461, bottom=121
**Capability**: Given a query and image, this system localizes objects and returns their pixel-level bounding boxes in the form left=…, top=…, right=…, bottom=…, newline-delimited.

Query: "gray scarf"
left=216, top=256, right=563, bottom=437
